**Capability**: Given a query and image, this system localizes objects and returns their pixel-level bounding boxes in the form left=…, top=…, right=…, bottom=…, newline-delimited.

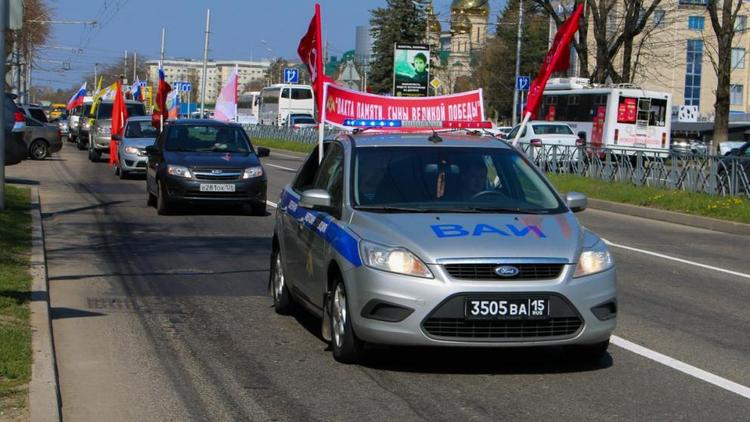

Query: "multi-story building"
left=146, top=59, right=271, bottom=105
left=557, top=0, right=750, bottom=119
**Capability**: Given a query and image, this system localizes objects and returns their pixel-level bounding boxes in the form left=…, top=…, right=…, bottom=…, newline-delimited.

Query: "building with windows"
left=145, top=59, right=270, bottom=105
left=556, top=0, right=750, bottom=119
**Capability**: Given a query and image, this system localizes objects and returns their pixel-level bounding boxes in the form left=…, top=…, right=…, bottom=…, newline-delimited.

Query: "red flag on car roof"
left=524, top=3, right=583, bottom=119
left=297, top=3, right=325, bottom=116
left=110, top=80, right=129, bottom=167
left=152, top=64, right=172, bottom=130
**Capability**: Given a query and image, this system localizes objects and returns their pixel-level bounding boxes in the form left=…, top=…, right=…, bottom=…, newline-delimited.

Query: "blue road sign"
left=283, top=68, right=299, bottom=84
left=174, top=82, right=192, bottom=92
left=516, top=76, right=530, bottom=91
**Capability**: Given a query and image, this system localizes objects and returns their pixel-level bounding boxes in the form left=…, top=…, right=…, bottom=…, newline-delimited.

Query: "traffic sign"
left=174, top=82, right=192, bottom=92
left=430, top=78, right=442, bottom=90
left=283, top=68, right=299, bottom=84
left=516, top=76, right=530, bottom=91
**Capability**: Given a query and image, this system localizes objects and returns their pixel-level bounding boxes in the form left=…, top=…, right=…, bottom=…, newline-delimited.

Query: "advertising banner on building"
left=323, top=83, right=484, bottom=128
left=393, top=43, right=430, bottom=97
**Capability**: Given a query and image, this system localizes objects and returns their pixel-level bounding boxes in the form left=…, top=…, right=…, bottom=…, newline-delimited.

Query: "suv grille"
left=444, top=263, right=564, bottom=280
left=423, top=317, right=582, bottom=339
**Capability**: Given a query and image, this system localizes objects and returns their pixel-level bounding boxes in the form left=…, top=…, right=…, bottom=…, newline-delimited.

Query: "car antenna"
left=426, top=120, right=442, bottom=143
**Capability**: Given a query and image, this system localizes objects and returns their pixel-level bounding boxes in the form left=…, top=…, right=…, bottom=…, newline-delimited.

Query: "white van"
left=258, top=84, right=314, bottom=127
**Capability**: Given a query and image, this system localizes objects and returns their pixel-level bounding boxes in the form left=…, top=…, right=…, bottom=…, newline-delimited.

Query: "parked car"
left=286, top=113, right=317, bottom=130
left=23, top=114, right=62, bottom=160
left=270, top=131, right=616, bottom=364
left=671, top=138, right=708, bottom=155
left=719, top=141, right=745, bottom=156
left=88, top=100, right=147, bottom=162
left=508, top=121, right=583, bottom=162
left=145, top=120, right=270, bottom=215
left=3, top=93, right=27, bottom=165
left=115, top=116, right=158, bottom=179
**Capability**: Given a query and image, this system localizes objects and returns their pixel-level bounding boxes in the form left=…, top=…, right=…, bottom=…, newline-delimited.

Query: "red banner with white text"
left=322, top=83, right=484, bottom=128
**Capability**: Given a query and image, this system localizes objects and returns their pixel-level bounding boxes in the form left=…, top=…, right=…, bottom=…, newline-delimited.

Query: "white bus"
left=540, top=79, right=672, bottom=155
left=237, top=91, right=260, bottom=125
left=258, top=84, right=315, bottom=126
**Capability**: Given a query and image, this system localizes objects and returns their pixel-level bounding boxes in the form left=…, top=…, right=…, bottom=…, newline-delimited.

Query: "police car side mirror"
left=565, top=191, right=587, bottom=213
left=300, top=189, right=332, bottom=210
left=256, top=147, right=270, bottom=157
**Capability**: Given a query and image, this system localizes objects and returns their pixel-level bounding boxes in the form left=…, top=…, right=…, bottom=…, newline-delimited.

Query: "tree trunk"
left=621, top=37, right=633, bottom=84
left=712, top=33, right=732, bottom=154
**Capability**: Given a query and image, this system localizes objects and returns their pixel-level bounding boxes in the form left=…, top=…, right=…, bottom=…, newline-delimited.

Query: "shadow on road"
left=51, top=307, right=106, bottom=320
left=6, top=177, right=39, bottom=185
left=42, top=200, right=129, bottom=219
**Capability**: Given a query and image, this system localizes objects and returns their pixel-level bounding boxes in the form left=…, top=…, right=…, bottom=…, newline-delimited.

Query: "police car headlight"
left=167, top=165, right=192, bottom=178
left=360, top=240, right=433, bottom=278
left=574, top=241, right=614, bottom=278
left=242, top=166, right=264, bottom=179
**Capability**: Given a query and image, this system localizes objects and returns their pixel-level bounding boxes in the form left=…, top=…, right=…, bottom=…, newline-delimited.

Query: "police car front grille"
left=422, top=317, right=582, bottom=339
left=444, top=263, right=564, bottom=280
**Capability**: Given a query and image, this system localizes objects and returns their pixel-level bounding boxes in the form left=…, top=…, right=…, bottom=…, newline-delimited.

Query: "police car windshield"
left=353, top=146, right=564, bottom=213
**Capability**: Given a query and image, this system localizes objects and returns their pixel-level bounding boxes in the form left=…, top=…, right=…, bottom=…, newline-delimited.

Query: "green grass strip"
left=0, top=185, right=32, bottom=404
left=251, top=138, right=316, bottom=154
left=547, top=173, right=750, bottom=224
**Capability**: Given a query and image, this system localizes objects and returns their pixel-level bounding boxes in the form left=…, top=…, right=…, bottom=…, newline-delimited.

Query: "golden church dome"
left=451, top=0, right=490, bottom=15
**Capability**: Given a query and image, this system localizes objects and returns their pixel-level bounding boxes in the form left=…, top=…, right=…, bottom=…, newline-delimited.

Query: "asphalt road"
left=7, top=141, right=750, bottom=421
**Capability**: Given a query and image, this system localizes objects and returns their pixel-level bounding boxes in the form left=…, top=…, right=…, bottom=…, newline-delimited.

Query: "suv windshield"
left=353, top=146, right=564, bottom=213
left=165, top=125, right=251, bottom=153
left=97, top=103, right=146, bottom=119
left=125, top=121, right=158, bottom=138
left=292, top=116, right=316, bottom=124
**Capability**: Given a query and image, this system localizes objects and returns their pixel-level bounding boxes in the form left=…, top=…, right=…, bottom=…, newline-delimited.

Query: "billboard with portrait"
left=393, top=43, right=430, bottom=97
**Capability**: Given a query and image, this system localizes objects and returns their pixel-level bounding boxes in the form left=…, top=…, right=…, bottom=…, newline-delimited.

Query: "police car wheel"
left=564, top=339, right=610, bottom=364
left=331, top=279, right=363, bottom=364
left=271, top=248, right=293, bottom=314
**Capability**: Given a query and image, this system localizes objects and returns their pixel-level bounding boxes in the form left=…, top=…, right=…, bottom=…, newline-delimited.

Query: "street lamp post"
left=512, top=0, right=524, bottom=126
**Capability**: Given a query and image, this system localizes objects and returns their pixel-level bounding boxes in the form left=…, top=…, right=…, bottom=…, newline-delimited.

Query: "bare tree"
left=534, top=0, right=663, bottom=83
left=706, top=0, right=744, bottom=151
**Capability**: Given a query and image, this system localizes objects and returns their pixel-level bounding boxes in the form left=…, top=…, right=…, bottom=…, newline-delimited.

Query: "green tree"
left=369, top=0, right=430, bottom=94
left=475, top=0, right=549, bottom=122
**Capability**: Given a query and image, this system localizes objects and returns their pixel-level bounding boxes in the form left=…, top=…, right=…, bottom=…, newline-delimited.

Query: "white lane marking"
left=603, top=239, right=750, bottom=281
left=267, top=151, right=306, bottom=160
left=265, top=163, right=297, bottom=172
left=267, top=200, right=278, bottom=209
left=612, top=335, right=750, bottom=400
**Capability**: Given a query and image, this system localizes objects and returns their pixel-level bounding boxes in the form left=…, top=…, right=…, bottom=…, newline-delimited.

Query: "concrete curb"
left=28, top=187, right=62, bottom=422
left=587, top=198, right=750, bottom=236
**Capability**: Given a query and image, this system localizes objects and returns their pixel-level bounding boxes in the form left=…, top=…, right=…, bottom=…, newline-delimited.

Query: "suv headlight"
left=242, top=166, right=264, bottom=179
left=167, top=165, right=192, bottom=178
left=574, top=240, right=614, bottom=278
left=124, top=146, right=139, bottom=155
left=360, top=240, right=433, bottom=278
left=97, top=126, right=110, bottom=134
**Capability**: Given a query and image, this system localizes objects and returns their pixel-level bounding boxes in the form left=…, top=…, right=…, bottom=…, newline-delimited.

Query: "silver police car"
left=271, top=132, right=616, bottom=363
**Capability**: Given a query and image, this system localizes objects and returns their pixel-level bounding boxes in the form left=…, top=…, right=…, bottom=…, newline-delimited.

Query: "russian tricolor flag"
left=66, top=82, right=87, bottom=110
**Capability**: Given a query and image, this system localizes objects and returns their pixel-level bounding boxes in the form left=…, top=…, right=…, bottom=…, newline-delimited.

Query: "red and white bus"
left=540, top=79, right=672, bottom=155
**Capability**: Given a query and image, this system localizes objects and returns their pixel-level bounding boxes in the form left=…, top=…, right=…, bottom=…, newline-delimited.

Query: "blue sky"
left=36, top=0, right=506, bottom=89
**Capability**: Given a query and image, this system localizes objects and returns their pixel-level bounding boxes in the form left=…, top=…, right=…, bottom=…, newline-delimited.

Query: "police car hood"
left=349, top=211, right=584, bottom=264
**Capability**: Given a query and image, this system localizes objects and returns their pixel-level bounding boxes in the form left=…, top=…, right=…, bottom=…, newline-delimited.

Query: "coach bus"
left=540, top=78, right=672, bottom=155
left=237, top=91, right=260, bottom=125
left=258, top=84, right=315, bottom=126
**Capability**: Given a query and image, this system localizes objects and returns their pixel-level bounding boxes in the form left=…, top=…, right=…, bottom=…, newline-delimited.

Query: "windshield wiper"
left=355, top=206, right=431, bottom=213
left=465, top=207, right=551, bottom=214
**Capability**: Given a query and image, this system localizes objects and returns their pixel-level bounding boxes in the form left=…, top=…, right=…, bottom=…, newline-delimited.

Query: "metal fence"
left=516, top=143, right=750, bottom=197
left=243, top=125, right=340, bottom=144
left=243, top=125, right=750, bottom=197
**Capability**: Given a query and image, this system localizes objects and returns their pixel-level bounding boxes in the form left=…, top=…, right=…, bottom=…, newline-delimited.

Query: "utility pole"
left=200, top=9, right=211, bottom=117
left=93, top=63, right=98, bottom=86
left=512, top=0, right=524, bottom=126
left=0, top=0, right=8, bottom=210
left=133, top=52, right=137, bottom=81
left=123, top=50, right=128, bottom=84
left=160, top=27, right=165, bottom=63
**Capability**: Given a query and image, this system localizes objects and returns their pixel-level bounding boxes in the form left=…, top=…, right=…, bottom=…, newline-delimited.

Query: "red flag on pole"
left=297, top=3, right=325, bottom=116
left=523, top=4, right=583, bottom=118
left=152, top=64, right=172, bottom=129
left=109, top=80, right=129, bottom=167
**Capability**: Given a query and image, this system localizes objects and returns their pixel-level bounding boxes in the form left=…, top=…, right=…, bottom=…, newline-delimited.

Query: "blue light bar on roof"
left=343, top=119, right=402, bottom=128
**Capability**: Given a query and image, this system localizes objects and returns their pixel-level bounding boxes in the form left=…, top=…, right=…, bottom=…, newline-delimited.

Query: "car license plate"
left=465, top=298, right=549, bottom=320
left=199, top=184, right=235, bottom=192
